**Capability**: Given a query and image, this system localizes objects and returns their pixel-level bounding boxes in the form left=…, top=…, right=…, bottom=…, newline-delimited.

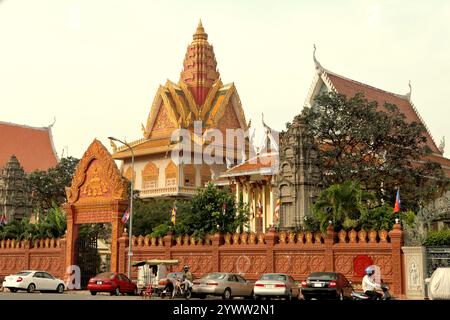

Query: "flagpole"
left=109, top=136, right=134, bottom=279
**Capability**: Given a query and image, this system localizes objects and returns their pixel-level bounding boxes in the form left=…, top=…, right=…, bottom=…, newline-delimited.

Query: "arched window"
left=141, top=162, right=158, bottom=189
left=123, top=166, right=135, bottom=184
left=165, top=162, right=177, bottom=187
left=183, top=164, right=196, bottom=187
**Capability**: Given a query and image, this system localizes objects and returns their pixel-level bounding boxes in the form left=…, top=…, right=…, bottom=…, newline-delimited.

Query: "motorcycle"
left=351, top=283, right=392, bottom=300
left=171, top=277, right=192, bottom=299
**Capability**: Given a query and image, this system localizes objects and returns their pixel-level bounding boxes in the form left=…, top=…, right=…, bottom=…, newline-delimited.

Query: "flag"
left=274, top=198, right=281, bottom=222
left=394, top=188, right=401, bottom=213
left=121, top=208, right=130, bottom=224
left=171, top=204, right=177, bottom=225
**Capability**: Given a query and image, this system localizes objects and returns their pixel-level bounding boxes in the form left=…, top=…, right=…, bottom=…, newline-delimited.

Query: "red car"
left=87, top=272, right=137, bottom=296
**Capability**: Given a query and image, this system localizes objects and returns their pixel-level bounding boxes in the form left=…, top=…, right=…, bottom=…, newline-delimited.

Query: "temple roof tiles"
left=0, top=121, right=58, bottom=172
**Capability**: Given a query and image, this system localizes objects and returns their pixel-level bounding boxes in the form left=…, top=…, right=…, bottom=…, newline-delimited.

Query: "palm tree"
left=312, top=180, right=375, bottom=232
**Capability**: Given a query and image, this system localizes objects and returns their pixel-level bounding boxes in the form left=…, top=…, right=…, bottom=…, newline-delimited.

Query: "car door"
left=42, top=272, right=58, bottom=291
left=32, top=272, right=48, bottom=290
left=120, top=274, right=133, bottom=292
left=226, top=275, right=239, bottom=296
left=236, top=275, right=252, bottom=296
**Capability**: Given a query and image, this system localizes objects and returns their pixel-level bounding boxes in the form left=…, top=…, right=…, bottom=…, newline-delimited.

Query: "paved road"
left=0, top=291, right=223, bottom=300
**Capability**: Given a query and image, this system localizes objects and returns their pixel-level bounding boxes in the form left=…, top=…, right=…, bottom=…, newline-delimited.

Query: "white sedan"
left=2, top=270, right=65, bottom=293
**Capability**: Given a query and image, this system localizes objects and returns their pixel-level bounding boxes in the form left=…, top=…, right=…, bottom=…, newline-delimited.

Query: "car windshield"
left=203, top=273, right=227, bottom=280
left=96, top=272, right=115, bottom=279
left=309, top=273, right=338, bottom=280
left=260, top=274, right=286, bottom=281
left=14, top=272, right=31, bottom=276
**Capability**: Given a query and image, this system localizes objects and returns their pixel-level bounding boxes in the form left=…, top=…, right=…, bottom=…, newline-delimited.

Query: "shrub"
left=423, top=228, right=450, bottom=246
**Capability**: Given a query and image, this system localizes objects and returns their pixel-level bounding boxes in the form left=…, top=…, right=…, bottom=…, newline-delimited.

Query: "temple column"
left=269, top=181, right=274, bottom=227
left=178, top=163, right=184, bottom=187
left=262, top=184, right=266, bottom=232
left=195, top=165, right=201, bottom=187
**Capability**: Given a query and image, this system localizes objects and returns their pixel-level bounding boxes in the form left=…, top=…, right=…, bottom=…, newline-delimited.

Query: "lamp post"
left=108, top=136, right=134, bottom=279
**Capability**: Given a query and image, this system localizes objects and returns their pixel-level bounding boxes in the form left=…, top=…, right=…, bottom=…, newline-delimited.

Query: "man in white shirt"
left=362, top=267, right=382, bottom=300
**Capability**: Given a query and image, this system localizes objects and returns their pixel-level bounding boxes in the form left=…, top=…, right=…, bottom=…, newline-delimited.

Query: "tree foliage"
left=27, top=157, right=79, bottom=215
left=303, top=92, right=448, bottom=212
left=310, top=181, right=416, bottom=232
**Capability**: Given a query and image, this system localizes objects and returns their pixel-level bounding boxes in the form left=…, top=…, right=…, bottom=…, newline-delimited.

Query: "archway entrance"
left=63, top=139, right=129, bottom=284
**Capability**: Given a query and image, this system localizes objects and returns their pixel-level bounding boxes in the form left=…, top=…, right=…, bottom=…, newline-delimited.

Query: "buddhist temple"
left=0, top=121, right=58, bottom=221
left=111, top=21, right=249, bottom=198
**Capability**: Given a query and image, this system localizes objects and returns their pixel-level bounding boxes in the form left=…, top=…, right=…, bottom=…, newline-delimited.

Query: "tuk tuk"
left=132, top=259, right=179, bottom=295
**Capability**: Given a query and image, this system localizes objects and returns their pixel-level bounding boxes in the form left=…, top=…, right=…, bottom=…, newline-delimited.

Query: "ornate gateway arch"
left=63, top=139, right=129, bottom=273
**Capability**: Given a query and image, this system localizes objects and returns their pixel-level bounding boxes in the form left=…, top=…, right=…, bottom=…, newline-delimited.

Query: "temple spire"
left=313, top=44, right=324, bottom=73
left=180, top=21, right=220, bottom=106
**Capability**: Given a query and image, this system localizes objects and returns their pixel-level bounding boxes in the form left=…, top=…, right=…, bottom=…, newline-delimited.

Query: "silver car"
left=254, top=273, right=300, bottom=300
left=192, top=273, right=254, bottom=299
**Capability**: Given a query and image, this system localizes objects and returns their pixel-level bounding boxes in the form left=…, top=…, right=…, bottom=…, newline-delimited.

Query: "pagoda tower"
left=112, top=21, right=248, bottom=199
left=0, top=155, right=32, bottom=221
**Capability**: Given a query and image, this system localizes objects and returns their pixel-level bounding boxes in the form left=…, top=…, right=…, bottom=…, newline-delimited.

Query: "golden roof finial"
left=193, top=19, right=208, bottom=41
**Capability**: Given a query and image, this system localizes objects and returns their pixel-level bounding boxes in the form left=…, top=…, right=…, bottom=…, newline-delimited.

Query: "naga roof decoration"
left=114, top=21, right=247, bottom=158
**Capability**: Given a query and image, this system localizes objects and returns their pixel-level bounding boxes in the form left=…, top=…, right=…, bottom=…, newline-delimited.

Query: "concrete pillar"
left=402, top=246, right=427, bottom=299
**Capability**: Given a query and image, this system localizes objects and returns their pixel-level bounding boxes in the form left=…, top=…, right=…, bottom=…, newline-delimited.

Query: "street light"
left=108, top=136, right=134, bottom=279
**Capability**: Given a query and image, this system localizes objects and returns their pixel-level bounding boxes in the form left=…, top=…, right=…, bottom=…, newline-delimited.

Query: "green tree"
left=172, top=183, right=249, bottom=238
left=303, top=92, right=448, bottom=212
left=312, top=180, right=375, bottom=231
left=27, top=157, right=79, bottom=215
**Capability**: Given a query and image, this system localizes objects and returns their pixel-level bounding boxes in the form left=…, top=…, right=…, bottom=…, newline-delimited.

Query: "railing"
left=139, top=185, right=197, bottom=197
left=426, top=246, right=450, bottom=277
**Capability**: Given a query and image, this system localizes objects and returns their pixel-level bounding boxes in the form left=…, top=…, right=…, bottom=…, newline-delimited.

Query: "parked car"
left=254, top=273, right=300, bottom=300
left=301, top=272, right=353, bottom=300
left=192, top=272, right=254, bottom=299
left=2, top=270, right=65, bottom=293
left=87, top=272, right=137, bottom=296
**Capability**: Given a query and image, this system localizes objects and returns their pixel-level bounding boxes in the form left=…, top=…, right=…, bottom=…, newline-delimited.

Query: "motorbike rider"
left=181, top=265, right=193, bottom=289
left=362, top=267, right=383, bottom=300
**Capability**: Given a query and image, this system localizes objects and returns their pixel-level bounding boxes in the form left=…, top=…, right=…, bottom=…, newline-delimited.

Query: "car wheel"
left=90, top=291, right=97, bottom=296
left=27, top=283, right=36, bottom=293
left=222, top=288, right=232, bottom=300
left=56, top=284, right=64, bottom=294
left=9, top=288, right=17, bottom=293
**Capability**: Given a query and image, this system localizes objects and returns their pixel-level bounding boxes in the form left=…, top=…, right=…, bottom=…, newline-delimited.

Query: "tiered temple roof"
left=0, top=121, right=58, bottom=172
left=306, top=51, right=450, bottom=177
left=113, top=21, right=248, bottom=160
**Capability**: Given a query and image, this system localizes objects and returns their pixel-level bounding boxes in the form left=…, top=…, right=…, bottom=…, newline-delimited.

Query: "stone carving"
left=338, top=230, right=347, bottom=243
left=379, top=230, right=388, bottom=242
left=258, top=233, right=265, bottom=244
left=241, top=233, right=248, bottom=245
left=409, top=260, right=420, bottom=291
left=233, top=233, right=240, bottom=245
left=279, top=231, right=287, bottom=244
left=349, top=229, right=357, bottom=243
left=288, top=232, right=296, bottom=244
left=358, top=229, right=367, bottom=243
left=249, top=233, right=256, bottom=245
left=224, top=233, right=231, bottom=245
left=369, top=230, right=377, bottom=243
left=176, top=236, right=182, bottom=246
left=0, top=155, right=32, bottom=220
left=274, top=115, right=321, bottom=230
left=66, top=139, right=128, bottom=204
left=335, top=256, right=353, bottom=274
left=305, top=231, right=313, bottom=244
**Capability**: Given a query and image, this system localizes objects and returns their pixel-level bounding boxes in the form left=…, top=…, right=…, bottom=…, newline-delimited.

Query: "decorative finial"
left=313, top=44, right=323, bottom=73
left=406, top=80, right=412, bottom=101
left=48, top=117, right=56, bottom=129
left=110, top=139, right=117, bottom=153
left=193, top=19, right=207, bottom=41
left=141, top=123, right=146, bottom=135
left=439, top=136, right=445, bottom=154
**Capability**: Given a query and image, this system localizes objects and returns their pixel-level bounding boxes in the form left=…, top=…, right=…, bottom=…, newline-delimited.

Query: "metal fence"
left=426, top=247, right=450, bottom=277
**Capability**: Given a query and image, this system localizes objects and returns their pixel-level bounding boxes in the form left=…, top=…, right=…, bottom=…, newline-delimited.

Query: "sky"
left=0, top=0, right=449, bottom=159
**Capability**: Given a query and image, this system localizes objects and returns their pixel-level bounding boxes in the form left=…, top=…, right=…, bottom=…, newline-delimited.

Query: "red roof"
left=221, top=153, right=278, bottom=177
left=325, top=72, right=441, bottom=154
left=0, top=122, right=58, bottom=172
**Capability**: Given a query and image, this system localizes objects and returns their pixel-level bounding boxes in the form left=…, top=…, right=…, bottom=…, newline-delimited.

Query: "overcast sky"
left=0, top=0, right=449, bottom=159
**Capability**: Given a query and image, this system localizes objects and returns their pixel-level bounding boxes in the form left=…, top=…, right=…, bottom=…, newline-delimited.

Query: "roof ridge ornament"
left=439, top=136, right=445, bottom=154
left=406, top=80, right=412, bottom=101
left=313, top=44, right=324, bottom=74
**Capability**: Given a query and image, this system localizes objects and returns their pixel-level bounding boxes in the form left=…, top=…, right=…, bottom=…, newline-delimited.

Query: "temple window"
left=184, top=164, right=196, bottom=187
left=141, top=162, right=158, bottom=190
left=123, top=166, right=135, bottom=185
left=165, top=161, right=178, bottom=187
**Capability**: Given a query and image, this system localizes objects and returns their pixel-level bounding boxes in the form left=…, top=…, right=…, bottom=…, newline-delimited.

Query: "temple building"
left=111, top=21, right=249, bottom=198
left=0, top=121, right=58, bottom=221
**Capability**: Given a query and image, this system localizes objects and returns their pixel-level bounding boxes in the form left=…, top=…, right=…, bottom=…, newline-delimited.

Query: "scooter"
left=351, top=283, right=392, bottom=300
left=171, top=277, right=192, bottom=299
